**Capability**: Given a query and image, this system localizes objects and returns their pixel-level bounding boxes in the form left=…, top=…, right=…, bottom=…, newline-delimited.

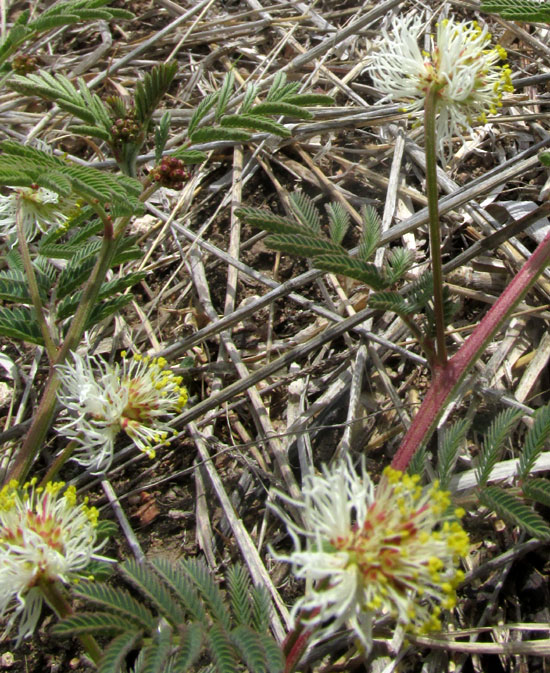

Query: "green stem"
left=16, top=207, right=57, bottom=361
left=5, top=230, right=116, bottom=484
left=38, top=578, right=102, bottom=665
left=39, top=440, right=78, bottom=487
left=424, top=84, right=447, bottom=366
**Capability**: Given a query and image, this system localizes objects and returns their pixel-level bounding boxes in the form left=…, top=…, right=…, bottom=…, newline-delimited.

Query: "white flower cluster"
left=0, top=479, right=107, bottom=643
left=273, top=459, right=469, bottom=650
left=368, top=13, right=513, bottom=159
left=0, top=186, right=74, bottom=241
left=56, top=351, right=188, bottom=473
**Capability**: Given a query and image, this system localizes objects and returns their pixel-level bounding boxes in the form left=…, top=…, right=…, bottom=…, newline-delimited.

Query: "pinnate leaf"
left=481, top=485, right=550, bottom=539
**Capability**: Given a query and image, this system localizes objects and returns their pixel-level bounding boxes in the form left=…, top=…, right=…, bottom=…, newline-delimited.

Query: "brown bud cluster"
left=11, top=54, right=38, bottom=74
left=110, top=114, right=141, bottom=144
left=151, top=156, right=189, bottom=190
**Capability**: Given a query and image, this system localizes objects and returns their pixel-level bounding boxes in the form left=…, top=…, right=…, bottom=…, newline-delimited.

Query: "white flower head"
left=0, top=478, right=108, bottom=643
left=272, top=459, right=469, bottom=650
left=56, top=351, right=188, bottom=473
left=367, top=12, right=513, bottom=159
left=0, top=185, right=73, bottom=241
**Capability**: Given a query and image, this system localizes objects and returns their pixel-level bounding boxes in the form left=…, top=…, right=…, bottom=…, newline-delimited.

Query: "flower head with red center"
left=367, top=13, right=513, bottom=160
left=272, top=459, right=469, bottom=650
left=56, top=351, right=188, bottom=473
left=0, top=478, right=108, bottom=643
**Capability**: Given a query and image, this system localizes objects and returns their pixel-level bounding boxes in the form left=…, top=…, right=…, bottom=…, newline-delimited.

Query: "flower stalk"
left=38, top=578, right=102, bottom=665
left=15, top=207, right=58, bottom=362
left=424, top=83, right=448, bottom=366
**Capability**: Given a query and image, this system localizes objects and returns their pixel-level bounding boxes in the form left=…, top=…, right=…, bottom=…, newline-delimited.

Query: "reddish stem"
left=284, top=627, right=314, bottom=673
left=392, top=229, right=550, bottom=472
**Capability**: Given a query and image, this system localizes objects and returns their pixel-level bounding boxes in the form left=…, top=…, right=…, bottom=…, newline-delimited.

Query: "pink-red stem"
left=392, top=229, right=550, bottom=472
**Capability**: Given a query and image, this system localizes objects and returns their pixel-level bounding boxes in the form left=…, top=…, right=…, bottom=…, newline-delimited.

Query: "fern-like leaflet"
left=53, top=559, right=283, bottom=673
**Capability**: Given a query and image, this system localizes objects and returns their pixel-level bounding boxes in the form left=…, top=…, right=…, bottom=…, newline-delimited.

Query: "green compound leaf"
left=120, top=558, right=187, bottom=627
left=236, top=207, right=310, bottom=236
left=220, top=114, right=292, bottom=137
left=169, top=623, right=204, bottom=672
left=358, top=205, right=382, bottom=262
left=480, top=0, right=550, bottom=21
left=0, top=169, right=34, bottom=188
left=135, top=61, right=178, bottom=125
left=83, top=560, right=115, bottom=582
left=437, top=419, right=471, bottom=490
left=259, top=632, right=284, bottom=673
left=241, top=83, right=259, bottom=113
left=249, top=101, right=313, bottom=119
left=187, top=91, right=219, bottom=138
left=281, top=93, right=334, bottom=106
left=405, top=272, right=433, bottom=313
left=57, top=248, right=100, bottom=299
left=476, top=407, right=524, bottom=487
left=369, top=291, right=412, bottom=317
left=171, top=148, right=207, bottom=164
left=481, top=485, right=550, bottom=539
left=207, top=624, right=238, bottom=673
left=227, top=564, right=253, bottom=627
left=98, top=629, right=142, bottom=673
left=230, top=625, right=268, bottom=673
left=266, top=73, right=300, bottom=101
left=38, top=241, right=91, bottom=260
left=266, top=233, right=343, bottom=258
left=190, top=126, right=251, bottom=143
left=523, top=478, right=550, bottom=508
left=140, top=621, right=173, bottom=673
left=0, top=306, right=43, bottom=345
left=407, top=444, right=428, bottom=480
left=69, top=124, right=112, bottom=142
left=154, top=111, right=171, bottom=163
left=251, top=585, right=271, bottom=634
left=0, top=142, right=142, bottom=215
left=4, top=249, right=24, bottom=272
left=32, top=0, right=134, bottom=24
left=326, top=201, right=350, bottom=245
left=183, top=557, right=232, bottom=631
left=10, top=71, right=97, bottom=125
left=289, top=190, right=322, bottom=233
left=0, top=269, right=38, bottom=303
left=518, top=404, right=550, bottom=479
left=55, top=558, right=282, bottom=673
left=312, top=254, right=388, bottom=290
left=152, top=558, right=208, bottom=625
left=216, top=71, right=235, bottom=121
left=385, top=248, right=414, bottom=284
left=84, top=294, right=134, bottom=329
left=52, top=612, right=133, bottom=636
left=72, top=580, right=157, bottom=631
